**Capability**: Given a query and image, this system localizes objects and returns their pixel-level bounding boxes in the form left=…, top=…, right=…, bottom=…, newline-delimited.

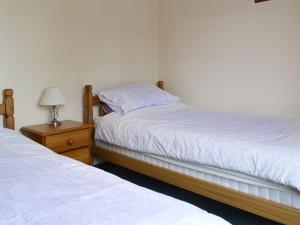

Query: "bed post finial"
left=157, top=81, right=164, bottom=90
left=84, top=85, right=93, bottom=124
left=4, top=89, right=14, bottom=130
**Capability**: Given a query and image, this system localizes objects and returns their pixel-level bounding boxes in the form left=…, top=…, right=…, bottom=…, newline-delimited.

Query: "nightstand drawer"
left=46, top=129, right=90, bottom=153
left=61, top=147, right=90, bottom=164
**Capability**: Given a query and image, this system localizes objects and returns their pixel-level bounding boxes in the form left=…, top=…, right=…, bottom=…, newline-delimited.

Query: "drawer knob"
left=67, top=139, right=74, bottom=146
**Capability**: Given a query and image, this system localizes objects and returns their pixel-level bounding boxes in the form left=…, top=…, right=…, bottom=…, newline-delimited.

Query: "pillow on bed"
left=98, top=83, right=180, bottom=114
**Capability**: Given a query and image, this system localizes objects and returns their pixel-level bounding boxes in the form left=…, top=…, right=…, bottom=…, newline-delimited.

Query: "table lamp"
left=40, top=87, right=66, bottom=127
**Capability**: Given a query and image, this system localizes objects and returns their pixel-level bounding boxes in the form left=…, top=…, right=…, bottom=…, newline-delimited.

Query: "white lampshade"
left=40, top=87, right=66, bottom=106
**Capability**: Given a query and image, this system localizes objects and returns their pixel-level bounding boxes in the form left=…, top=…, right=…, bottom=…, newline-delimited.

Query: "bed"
left=84, top=81, right=300, bottom=225
left=0, top=89, right=230, bottom=225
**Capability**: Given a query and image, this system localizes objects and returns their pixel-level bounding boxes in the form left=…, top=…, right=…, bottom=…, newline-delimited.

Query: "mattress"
left=96, top=141, right=300, bottom=210
left=95, top=103, right=300, bottom=192
left=0, top=128, right=230, bottom=225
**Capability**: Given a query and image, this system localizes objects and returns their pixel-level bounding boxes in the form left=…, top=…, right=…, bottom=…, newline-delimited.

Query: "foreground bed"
left=0, top=89, right=230, bottom=225
left=84, top=81, right=300, bottom=225
left=0, top=129, right=230, bottom=225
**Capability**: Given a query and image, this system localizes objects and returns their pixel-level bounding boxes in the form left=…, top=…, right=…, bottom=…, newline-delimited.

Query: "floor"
left=97, top=162, right=282, bottom=225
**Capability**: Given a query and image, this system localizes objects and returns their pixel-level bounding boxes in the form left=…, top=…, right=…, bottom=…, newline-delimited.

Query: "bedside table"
left=21, top=120, right=93, bottom=165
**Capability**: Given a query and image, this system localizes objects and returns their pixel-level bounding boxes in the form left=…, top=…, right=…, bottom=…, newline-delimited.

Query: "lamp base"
left=49, top=105, right=61, bottom=127
left=49, top=120, right=61, bottom=127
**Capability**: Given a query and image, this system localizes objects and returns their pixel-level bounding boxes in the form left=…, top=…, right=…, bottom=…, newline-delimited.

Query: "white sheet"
left=0, top=128, right=230, bottom=225
left=95, top=103, right=300, bottom=191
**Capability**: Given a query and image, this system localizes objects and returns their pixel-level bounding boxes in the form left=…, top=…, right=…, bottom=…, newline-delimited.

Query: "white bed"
left=94, top=102, right=300, bottom=210
left=0, top=128, right=230, bottom=225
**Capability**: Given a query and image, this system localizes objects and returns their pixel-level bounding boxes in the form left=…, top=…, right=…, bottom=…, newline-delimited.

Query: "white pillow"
left=98, top=83, right=180, bottom=114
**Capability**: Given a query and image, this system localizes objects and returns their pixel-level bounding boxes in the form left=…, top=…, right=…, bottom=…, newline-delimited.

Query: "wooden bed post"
left=84, top=85, right=93, bottom=124
left=157, top=81, right=164, bottom=90
left=4, top=89, right=14, bottom=130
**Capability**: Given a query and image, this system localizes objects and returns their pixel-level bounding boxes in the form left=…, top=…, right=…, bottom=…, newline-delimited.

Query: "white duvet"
left=0, top=128, right=230, bottom=225
left=95, top=103, right=300, bottom=191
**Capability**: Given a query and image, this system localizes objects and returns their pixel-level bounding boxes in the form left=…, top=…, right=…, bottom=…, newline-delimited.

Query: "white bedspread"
left=95, top=103, right=300, bottom=191
left=0, top=128, right=230, bottom=225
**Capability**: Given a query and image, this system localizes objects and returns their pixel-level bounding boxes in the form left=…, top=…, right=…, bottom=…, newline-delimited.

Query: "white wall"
left=159, top=0, right=300, bottom=118
left=1, top=0, right=299, bottom=130
left=0, top=0, right=159, bottom=129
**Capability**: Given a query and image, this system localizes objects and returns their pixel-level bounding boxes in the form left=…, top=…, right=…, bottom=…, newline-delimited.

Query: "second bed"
left=84, top=81, right=300, bottom=225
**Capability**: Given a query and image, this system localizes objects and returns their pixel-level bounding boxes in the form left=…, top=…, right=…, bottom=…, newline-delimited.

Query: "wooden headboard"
left=0, top=89, right=15, bottom=130
left=83, top=81, right=164, bottom=125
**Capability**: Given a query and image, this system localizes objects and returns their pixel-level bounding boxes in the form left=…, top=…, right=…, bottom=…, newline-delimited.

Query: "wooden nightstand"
left=21, top=120, right=93, bottom=165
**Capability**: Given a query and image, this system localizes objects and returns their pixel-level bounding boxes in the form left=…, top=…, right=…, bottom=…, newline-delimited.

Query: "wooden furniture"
left=21, top=120, right=92, bottom=164
left=1, top=89, right=14, bottom=130
left=83, top=81, right=300, bottom=225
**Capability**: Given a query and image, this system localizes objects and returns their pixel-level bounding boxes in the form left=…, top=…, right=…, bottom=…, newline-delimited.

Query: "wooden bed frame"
left=1, top=89, right=15, bottom=130
left=83, top=81, right=300, bottom=225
